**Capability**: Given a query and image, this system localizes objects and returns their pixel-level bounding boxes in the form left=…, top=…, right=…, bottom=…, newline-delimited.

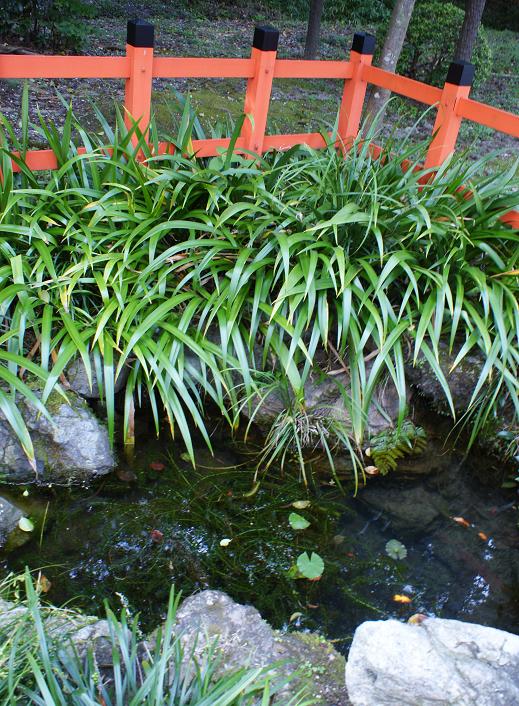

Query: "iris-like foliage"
left=0, top=573, right=309, bottom=705
left=0, top=91, right=517, bottom=477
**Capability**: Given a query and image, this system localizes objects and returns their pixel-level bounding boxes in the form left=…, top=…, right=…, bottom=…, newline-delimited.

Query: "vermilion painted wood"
left=0, top=55, right=129, bottom=79
left=124, top=43, right=154, bottom=135
left=457, top=97, right=519, bottom=137
left=424, top=82, right=472, bottom=169
left=157, top=137, right=246, bottom=157
left=152, top=57, right=254, bottom=78
left=241, top=46, right=277, bottom=154
left=273, top=60, right=353, bottom=79
left=362, top=65, right=443, bottom=105
left=263, top=132, right=329, bottom=150
left=337, top=49, right=373, bottom=151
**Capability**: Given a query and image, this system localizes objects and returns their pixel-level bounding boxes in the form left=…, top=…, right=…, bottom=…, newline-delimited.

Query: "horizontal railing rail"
left=1, top=19, right=518, bottom=226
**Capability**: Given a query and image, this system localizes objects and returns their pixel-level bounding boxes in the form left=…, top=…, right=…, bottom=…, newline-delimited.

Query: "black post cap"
left=351, top=31, right=376, bottom=55
left=127, top=19, right=155, bottom=48
left=253, top=25, right=279, bottom=51
left=446, top=60, right=475, bottom=86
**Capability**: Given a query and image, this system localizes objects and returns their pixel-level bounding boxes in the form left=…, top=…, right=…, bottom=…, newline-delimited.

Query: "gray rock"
left=66, top=355, right=129, bottom=400
left=346, top=617, right=519, bottom=706
left=247, top=368, right=405, bottom=439
left=0, top=496, right=23, bottom=549
left=407, top=343, right=485, bottom=415
left=173, top=590, right=349, bottom=705
left=0, top=597, right=113, bottom=667
left=0, top=390, right=115, bottom=485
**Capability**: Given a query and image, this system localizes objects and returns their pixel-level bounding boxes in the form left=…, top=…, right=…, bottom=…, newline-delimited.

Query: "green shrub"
left=0, top=98, right=517, bottom=482
left=0, top=0, right=92, bottom=51
left=397, top=0, right=493, bottom=86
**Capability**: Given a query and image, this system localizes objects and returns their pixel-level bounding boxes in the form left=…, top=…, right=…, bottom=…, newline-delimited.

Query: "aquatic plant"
left=0, top=91, right=517, bottom=481
left=0, top=572, right=311, bottom=705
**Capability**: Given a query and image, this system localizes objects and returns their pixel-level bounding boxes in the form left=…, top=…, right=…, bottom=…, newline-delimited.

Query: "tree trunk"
left=365, top=0, right=416, bottom=129
left=455, top=0, right=487, bottom=62
left=304, top=0, right=325, bottom=60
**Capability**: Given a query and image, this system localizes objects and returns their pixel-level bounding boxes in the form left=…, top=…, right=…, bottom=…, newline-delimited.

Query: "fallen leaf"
left=150, top=461, right=166, bottom=472
left=292, top=500, right=311, bottom=509
left=392, top=594, right=412, bottom=604
left=306, top=603, right=320, bottom=609
left=408, top=613, right=427, bottom=625
left=452, top=516, right=471, bottom=528
left=36, top=574, right=52, bottom=593
left=364, top=465, right=379, bottom=476
left=289, top=612, right=303, bottom=623
left=18, top=517, right=34, bottom=532
left=478, top=531, right=489, bottom=542
left=219, top=538, right=232, bottom=547
left=150, top=529, right=164, bottom=543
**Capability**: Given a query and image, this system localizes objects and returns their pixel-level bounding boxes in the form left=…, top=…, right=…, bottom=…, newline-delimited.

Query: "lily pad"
left=297, top=551, right=324, bottom=580
left=289, top=512, right=310, bottom=530
left=385, top=539, right=407, bottom=560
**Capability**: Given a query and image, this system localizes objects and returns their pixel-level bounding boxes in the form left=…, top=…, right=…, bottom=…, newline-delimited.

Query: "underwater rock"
left=358, top=483, right=444, bottom=531
left=66, top=354, right=129, bottom=399
left=0, top=496, right=23, bottom=550
left=346, top=617, right=519, bottom=706
left=0, top=390, right=115, bottom=485
left=172, top=590, right=349, bottom=705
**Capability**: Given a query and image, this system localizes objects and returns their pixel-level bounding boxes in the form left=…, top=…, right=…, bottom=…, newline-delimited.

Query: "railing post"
left=337, top=32, right=375, bottom=152
left=241, top=25, right=279, bottom=155
left=424, top=60, right=474, bottom=170
left=124, top=19, right=154, bottom=139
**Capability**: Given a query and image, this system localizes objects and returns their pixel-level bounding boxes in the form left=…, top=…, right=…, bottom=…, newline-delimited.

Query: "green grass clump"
left=0, top=92, right=517, bottom=481
left=0, top=572, right=310, bottom=705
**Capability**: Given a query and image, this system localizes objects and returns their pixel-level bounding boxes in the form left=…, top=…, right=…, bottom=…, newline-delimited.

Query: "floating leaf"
left=392, top=594, right=412, bottom=604
left=289, top=512, right=310, bottom=530
left=297, top=551, right=324, bottom=580
left=36, top=574, right=52, bottom=593
left=292, top=500, right=311, bottom=509
left=219, top=538, right=232, bottom=547
left=364, top=465, right=379, bottom=476
left=150, top=529, right=163, bottom=543
left=18, top=517, right=34, bottom=532
left=385, top=539, right=408, bottom=560
left=289, top=611, right=303, bottom=623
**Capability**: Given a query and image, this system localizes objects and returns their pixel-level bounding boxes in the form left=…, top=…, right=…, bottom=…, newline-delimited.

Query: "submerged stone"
left=0, top=496, right=23, bottom=551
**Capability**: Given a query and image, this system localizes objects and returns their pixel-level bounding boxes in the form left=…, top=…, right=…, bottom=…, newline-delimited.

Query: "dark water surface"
left=1, top=435, right=518, bottom=653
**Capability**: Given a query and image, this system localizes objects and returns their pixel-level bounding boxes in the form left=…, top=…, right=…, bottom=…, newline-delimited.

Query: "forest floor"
left=0, top=1, right=518, bottom=165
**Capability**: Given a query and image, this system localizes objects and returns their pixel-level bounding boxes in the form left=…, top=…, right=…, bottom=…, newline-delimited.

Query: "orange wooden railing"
left=1, top=20, right=518, bottom=226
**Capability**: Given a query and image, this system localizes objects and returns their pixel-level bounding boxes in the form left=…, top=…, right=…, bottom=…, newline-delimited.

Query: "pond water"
left=1, top=429, right=518, bottom=653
